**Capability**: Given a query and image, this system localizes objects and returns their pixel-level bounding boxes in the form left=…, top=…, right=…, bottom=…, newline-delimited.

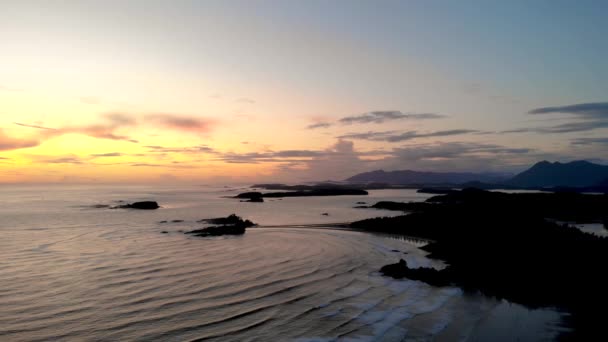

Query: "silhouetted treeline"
left=351, top=189, right=608, bottom=340
left=235, top=188, right=368, bottom=199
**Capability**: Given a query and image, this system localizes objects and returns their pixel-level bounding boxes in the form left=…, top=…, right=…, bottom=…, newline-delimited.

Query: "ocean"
left=0, top=185, right=566, bottom=341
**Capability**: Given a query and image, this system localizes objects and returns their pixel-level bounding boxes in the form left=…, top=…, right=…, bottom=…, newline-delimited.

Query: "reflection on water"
left=0, top=185, right=566, bottom=341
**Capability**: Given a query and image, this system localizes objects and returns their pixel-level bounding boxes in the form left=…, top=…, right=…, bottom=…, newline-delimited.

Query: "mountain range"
left=346, top=160, right=608, bottom=189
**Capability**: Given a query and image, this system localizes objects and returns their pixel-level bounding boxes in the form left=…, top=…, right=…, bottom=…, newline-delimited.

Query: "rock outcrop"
left=115, top=201, right=160, bottom=210
left=186, top=214, right=255, bottom=237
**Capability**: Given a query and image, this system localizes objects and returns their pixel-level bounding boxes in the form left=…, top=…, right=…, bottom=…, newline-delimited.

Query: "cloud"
left=145, top=145, right=217, bottom=154
left=528, top=102, right=608, bottom=118
left=129, top=162, right=196, bottom=169
left=571, top=137, right=608, bottom=145
left=339, top=111, right=445, bottom=124
left=90, top=152, right=124, bottom=157
left=307, top=122, right=332, bottom=129
left=213, top=141, right=388, bottom=166
left=104, top=113, right=137, bottom=126
left=383, top=129, right=478, bottom=142
left=216, top=149, right=334, bottom=164
left=339, top=129, right=478, bottom=142
left=58, top=125, right=138, bottom=142
left=502, top=102, right=608, bottom=134
left=380, top=142, right=539, bottom=173
left=272, top=150, right=325, bottom=158
left=338, top=131, right=397, bottom=140
left=536, top=121, right=608, bottom=133
left=496, top=102, right=608, bottom=135
left=16, top=112, right=216, bottom=147
left=226, top=140, right=537, bottom=180
left=305, top=110, right=445, bottom=129
left=14, top=122, right=56, bottom=130
left=145, top=114, right=214, bottom=133
left=15, top=113, right=139, bottom=143
left=16, top=113, right=137, bottom=137
left=499, top=128, right=532, bottom=134
left=500, top=120, right=608, bottom=134
left=0, top=129, right=39, bottom=151
left=43, top=157, right=84, bottom=164
left=392, top=142, right=532, bottom=160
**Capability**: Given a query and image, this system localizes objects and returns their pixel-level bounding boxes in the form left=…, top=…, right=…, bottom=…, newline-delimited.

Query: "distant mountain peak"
left=509, top=160, right=608, bottom=188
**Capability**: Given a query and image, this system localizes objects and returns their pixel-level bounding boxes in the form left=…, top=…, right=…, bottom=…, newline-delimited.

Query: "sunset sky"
left=1, top=0, right=607, bottom=183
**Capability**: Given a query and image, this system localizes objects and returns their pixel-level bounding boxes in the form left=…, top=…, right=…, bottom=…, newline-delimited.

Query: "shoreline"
left=349, top=188, right=608, bottom=340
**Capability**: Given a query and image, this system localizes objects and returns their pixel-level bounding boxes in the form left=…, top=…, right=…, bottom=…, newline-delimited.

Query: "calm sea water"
left=0, top=185, right=566, bottom=341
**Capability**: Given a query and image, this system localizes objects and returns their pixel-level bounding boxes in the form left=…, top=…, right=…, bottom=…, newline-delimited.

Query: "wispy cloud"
left=339, top=111, right=445, bottom=124
left=145, top=114, right=215, bottom=134
left=572, top=137, right=608, bottom=145
left=214, top=146, right=383, bottom=164
left=500, top=122, right=608, bottom=134
left=528, top=102, right=608, bottom=118
left=306, top=110, right=445, bottom=129
left=16, top=113, right=139, bottom=143
left=14, top=122, right=57, bottom=130
left=129, top=162, right=197, bottom=169
left=339, top=129, right=478, bottom=142
left=104, top=113, right=137, bottom=126
left=145, top=145, right=217, bottom=154
left=500, top=102, right=608, bottom=135
left=43, top=157, right=84, bottom=164
left=307, top=122, right=332, bottom=129
left=392, top=142, right=532, bottom=161
left=371, top=141, right=546, bottom=173
left=90, top=152, right=124, bottom=157
left=499, top=128, right=532, bottom=134
left=0, top=129, right=39, bottom=151
left=12, top=112, right=217, bottom=150
left=337, top=130, right=397, bottom=140
left=59, top=113, right=138, bottom=142
left=536, top=121, right=608, bottom=133
left=59, top=126, right=137, bottom=142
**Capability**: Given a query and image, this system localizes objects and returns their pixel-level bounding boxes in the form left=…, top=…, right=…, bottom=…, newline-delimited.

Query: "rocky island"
left=114, top=201, right=160, bottom=210
left=235, top=188, right=368, bottom=200
left=185, top=214, right=256, bottom=237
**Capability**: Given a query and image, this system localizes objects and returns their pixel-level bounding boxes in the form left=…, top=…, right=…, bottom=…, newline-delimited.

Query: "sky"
left=1, top=0, right=607, bottom=183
